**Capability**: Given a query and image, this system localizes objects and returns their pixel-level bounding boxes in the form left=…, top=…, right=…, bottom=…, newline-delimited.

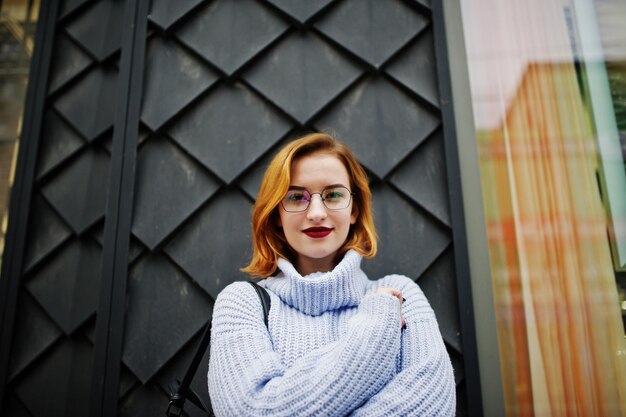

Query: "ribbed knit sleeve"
left=208, top=281, right=402, bottom=417
left=349, top=275, right=456, bottom=416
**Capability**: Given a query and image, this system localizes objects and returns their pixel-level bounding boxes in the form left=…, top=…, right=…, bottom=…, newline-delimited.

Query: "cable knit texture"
left=208, top=250, right=456, bottom=416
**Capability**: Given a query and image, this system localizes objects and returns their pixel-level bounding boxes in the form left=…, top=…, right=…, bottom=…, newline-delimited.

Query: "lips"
left=302, top=226, right=333, bottom=239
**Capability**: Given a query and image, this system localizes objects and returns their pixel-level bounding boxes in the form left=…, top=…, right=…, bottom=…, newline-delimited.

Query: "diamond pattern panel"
left=8, top=290, right=62, bottom=381
left=26, top=237, right=102, bottom=334
left=122, top=253, right=213, bottom=383
left=81, top=320, right=139, bottom=398
left=386, top=29, right=440, bottom=107
left=316, top=0, right=428, bottom=67
left=165, top=188, right=253, bottom=299
left=54, top=66, right=117, bottom=141
left=267, top=0, right=335, bottom=23
left=316, top=77, right=440, bottom=178
left=176, top=0, right=289, bottom=75
left=15, top=337, right=93, bottom=417
left=48, top=32, right=93, bottom=94
left=244, top=32, right=362, bottom=123
left=362, top=183, right=450, bottom=280
left=4, top=393, right=31, bottom=417
left=36, top=110, right=85, bottom=180
left=5, top=1, right=469, bottom=415
left=237, top=138, right=290, bottom=200
left=131, top=136, right=221, bottom=250
left=149, top=0, right=204, bottom=30
left=168, top=83, right=291, bottom=183
left=140, top=36, right=219, bottom=131
left=64, top=0, right=125, bottom=61
left=41, top=147, right=110, bottom=233
left=157, top=330, right=212, bottom=417
left=449, top=348, right=465, bottom=386
left=91, top=223, right=145, bottom=265
left=23, top=194, right=72, bottom=273
left=60, top=0, right=92, bottom=19
left=418, top=248, right=461, bottom=353
left=119, top=385, right=170, bottom=417
left=389, top=131, right=450, bottom=225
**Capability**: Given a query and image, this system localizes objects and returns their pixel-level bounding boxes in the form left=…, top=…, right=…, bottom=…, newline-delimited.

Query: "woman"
left=208, top=133, right=456, bottom=416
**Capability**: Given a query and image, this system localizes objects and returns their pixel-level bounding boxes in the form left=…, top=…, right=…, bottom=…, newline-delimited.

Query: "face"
left=278, top=152, right=357, bottom=275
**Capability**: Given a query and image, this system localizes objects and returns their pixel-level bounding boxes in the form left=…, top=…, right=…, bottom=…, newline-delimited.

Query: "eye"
left=286, top=191, right=308, bottom=201
left=323, top=189, right=344, bottom=200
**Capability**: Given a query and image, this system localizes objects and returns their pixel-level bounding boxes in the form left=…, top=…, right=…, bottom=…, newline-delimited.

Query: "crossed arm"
left=208, top=278, right=455, bottom=417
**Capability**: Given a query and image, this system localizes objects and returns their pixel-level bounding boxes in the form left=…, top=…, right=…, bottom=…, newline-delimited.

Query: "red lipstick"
left=303, top=227, right=333, bottom=238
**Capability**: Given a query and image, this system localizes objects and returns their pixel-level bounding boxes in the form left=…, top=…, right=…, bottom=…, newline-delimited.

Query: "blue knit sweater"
left=208, top=250, right=456, bottom=416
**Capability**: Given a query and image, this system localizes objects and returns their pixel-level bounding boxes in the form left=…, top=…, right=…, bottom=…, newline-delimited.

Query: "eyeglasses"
left=281, top=185, right=354, bottom=212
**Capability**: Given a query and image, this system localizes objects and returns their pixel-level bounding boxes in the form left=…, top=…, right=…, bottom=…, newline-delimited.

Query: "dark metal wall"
left=0, top=0, right=480, bottom=416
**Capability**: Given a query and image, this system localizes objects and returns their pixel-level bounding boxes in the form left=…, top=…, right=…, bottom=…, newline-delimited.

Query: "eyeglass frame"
left=280, top=185, right=355, bottom=213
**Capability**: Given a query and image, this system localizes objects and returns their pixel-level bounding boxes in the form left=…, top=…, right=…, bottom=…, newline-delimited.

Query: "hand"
left=367, top=287, right=406, bottom=330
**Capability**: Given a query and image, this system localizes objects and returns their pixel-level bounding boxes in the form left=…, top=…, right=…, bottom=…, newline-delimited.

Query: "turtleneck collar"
left=261, top=250, right=369, bottom=316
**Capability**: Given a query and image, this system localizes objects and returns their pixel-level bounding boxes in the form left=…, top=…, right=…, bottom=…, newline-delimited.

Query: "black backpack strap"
left=166, top=320, right=211, bottom=416
left=246, top=280, right=271, bottom=326
left=166, top=281, right=271, bottom=416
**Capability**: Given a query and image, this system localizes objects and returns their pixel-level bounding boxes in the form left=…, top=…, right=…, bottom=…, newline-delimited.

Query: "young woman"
left=208, top=133, right=456, bottom=416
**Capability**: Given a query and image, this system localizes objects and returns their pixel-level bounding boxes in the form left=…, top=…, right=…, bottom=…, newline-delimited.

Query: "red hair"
left=242, top=133, right=377, bottom=277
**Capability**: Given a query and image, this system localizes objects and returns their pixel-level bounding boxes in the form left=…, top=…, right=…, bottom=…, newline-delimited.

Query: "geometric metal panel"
left=131, top=136, right=221, bottom=250
left=165, top=188, right=253, bottom=299
left=59, top=0, right=92, bottom=20
left=149, top=0, right=204, bottom=30
left=449, top=348, right=465, bottom=386
left=316, top=0, right=428, bottom=67
left=25, top=237, right=101, bottom=334
left=363, top=183, right=450, bottom=280
left=36, top=110, right=85, bottom=180
left=40, top=147, right=110, bottom=234
left=3, top=392, right=31, bottom=417
left=156, top=330, right=212, bottom=417
left=122, top=253, right=213, bottom=383
left=316, top=77, right=440, bottom=178
left=243, top=32, right=363, bottom=123
left=118, top=385, right=171, bottom=417
left=23, top=194, right=72, bottom=273
left=386, top=29, right=440, bottom=107
left=267, top=0, right=335, bottom=23
left=140, top=36, right=219, bottom=131
left=389, top=131, right=450, bottom=225
left=54, top=66, right=118, bottom=141
left=2, top=0, right=469, bottom=414
left=175, top=0, right=289, bottom=75
left=237, top=138, right=289, bottom=200
left=14, top=337, right=93, bottom=417
left=168, top=83, right=291, bottom=183
left=8, top=290, right=62, bottom=381
left=418, top=248, right=462, bottom=353
left=47, top=32, right=93, bottom=94
left=64, top=0, right=125, bottom=61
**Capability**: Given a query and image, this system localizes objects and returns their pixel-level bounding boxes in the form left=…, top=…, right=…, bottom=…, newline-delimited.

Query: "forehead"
left=290, top=152, right=350, bottom=187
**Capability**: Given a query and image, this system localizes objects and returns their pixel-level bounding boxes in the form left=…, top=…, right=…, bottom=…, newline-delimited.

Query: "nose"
left=306, top=193, right=327, bottom=221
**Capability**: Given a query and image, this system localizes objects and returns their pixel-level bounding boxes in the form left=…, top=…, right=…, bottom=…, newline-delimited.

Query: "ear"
left=350, top=205, right=358, bottom=225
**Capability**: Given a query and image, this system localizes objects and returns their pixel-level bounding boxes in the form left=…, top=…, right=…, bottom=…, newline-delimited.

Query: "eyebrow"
left=288, top=184, right=347, bottom=191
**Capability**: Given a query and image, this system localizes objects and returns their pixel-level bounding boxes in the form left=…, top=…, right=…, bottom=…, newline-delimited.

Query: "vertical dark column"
left=431, top=1, right=483, bottom=416
left=0, top=0, right=59, bottom=411
left=89, top=0, right=149, bottom=415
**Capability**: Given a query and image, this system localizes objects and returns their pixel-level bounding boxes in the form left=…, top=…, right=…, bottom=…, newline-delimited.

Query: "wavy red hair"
left=242, top=133, right=377, bottom=278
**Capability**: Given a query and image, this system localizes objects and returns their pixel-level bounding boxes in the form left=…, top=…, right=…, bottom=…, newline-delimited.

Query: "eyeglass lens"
left=282, top=186, right=351, bottom=212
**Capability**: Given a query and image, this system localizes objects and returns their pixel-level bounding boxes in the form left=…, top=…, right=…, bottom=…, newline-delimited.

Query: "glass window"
left=0, top=0, right=39, bottom=269
left=460, top=0, right=626, bottom=415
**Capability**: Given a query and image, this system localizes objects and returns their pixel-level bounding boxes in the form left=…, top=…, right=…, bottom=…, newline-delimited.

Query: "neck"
left=296, top=254, right=336, bottom=276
